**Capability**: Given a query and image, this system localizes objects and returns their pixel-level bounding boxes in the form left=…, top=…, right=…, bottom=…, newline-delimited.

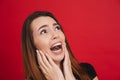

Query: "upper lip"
left=50, top=40, right=62, bottom=48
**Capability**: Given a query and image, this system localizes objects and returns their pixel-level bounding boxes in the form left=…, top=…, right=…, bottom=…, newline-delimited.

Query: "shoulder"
left=80, top=63, right=97, bottom=79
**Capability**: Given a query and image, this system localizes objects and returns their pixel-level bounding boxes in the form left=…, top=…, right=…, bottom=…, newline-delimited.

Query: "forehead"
left=31, top=16, right=57, bottom=29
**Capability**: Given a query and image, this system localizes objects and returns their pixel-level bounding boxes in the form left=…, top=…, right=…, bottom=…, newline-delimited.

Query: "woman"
left=22, top=11, right=98, bottom=80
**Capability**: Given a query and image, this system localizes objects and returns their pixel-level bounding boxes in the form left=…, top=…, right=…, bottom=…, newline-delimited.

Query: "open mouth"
left=50, top=42, right=62, bottom=52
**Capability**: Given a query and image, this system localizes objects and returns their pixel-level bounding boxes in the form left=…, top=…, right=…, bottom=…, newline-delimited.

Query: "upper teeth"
left=52, top=42, right=61, bottom=47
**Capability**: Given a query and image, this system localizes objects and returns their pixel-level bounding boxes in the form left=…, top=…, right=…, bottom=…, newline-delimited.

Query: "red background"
left=0, top=0, right=120, bottom=80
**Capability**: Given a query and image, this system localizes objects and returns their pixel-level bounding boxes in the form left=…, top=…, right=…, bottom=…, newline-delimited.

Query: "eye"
left=55, top=26, right=61, bottom=31
left=40, top=29, right=47, bottom=35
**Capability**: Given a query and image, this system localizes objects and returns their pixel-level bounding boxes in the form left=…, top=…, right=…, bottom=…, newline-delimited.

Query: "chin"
left=52, top=53, right=65, bottom=63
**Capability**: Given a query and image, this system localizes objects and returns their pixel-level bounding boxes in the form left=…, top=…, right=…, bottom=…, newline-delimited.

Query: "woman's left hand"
left=63, top=44, right=76, bottom=80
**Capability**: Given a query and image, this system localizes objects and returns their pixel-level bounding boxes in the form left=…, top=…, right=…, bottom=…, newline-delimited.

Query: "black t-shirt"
left=29, top=63, right=97, bottom=80
left=74, top=63, right=97, bottom=80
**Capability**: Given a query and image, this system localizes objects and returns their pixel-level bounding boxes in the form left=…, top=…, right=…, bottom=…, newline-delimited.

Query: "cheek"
left=34, top=37, right=49, bottom=50
left=61, top=32, right=65, bottom=41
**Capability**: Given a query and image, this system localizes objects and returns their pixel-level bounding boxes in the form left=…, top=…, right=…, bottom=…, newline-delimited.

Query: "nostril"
left=53, top=35, right=57, bottom=39
left=52, top=32, right=59, bottom=40
left=53, top=34, right=58, bottom=39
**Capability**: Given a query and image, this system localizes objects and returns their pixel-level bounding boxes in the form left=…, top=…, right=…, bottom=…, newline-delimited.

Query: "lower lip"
left=51, top=49, right=63, bottom=55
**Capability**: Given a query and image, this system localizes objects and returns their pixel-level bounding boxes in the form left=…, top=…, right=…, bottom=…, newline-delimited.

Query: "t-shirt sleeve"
left=80, top=63, right=97, bottom=79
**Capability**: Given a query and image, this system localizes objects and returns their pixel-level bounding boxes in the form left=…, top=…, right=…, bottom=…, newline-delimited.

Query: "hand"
left=36, top=50, right=64, bottom=80
left=93, top=76, right=99, bottom=80
left=63, top=44, right=76, bottom=80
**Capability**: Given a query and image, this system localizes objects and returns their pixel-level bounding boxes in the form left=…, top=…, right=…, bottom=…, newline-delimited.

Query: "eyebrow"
left=37, top=23, right=59, bottom=31
left=37, top=25, right=48, bottom=31
left=53, top=23, right=59, bottom=26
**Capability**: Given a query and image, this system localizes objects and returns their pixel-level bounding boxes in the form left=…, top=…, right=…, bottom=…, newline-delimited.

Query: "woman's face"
left=31, top=16, right=65, bottom=63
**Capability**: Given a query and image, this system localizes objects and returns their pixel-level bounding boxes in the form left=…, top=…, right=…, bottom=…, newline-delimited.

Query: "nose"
left=51, top=31, right=59, bottom=40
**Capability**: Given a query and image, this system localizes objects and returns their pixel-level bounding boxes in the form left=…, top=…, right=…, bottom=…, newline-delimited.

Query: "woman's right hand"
left=36, top=50, right=65, bottom=80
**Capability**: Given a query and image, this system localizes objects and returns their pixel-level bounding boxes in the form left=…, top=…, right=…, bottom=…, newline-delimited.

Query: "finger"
left=36, top=50, right=48, bottom=71
left=64, top=51, right=69, bottom=65
left=64, top=45, right=69, bottom=60
left=39, top=50, right=51, bottom=68
left=45, top=53, right=56, bottom=67
left=63, top=44, right=71, bottom=66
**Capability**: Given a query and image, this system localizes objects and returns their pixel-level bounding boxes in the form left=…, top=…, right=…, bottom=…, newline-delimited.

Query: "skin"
left=31, top=16, right=65, bottom=65
left=93, top=76, right=99, bottom=80
left=31, top=16, right=76, bottom=80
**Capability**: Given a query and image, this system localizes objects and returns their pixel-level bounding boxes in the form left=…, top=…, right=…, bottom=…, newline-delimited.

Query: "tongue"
left=51, top=45, right=61, bottom=51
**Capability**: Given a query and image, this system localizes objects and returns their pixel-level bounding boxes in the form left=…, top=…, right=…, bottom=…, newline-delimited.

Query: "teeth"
left=52, top=42, right=61, bottom=47
left=50, top=42, right=62, bottom=52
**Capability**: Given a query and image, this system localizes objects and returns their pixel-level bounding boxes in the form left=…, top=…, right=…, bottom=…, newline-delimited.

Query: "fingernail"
left=39, top=50, right=42, bottom=54
left=36, top=50, right=38, bottom=54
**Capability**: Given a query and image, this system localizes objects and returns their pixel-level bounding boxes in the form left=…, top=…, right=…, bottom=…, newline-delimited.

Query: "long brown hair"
left=22, top=11, right=90, bottom=80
